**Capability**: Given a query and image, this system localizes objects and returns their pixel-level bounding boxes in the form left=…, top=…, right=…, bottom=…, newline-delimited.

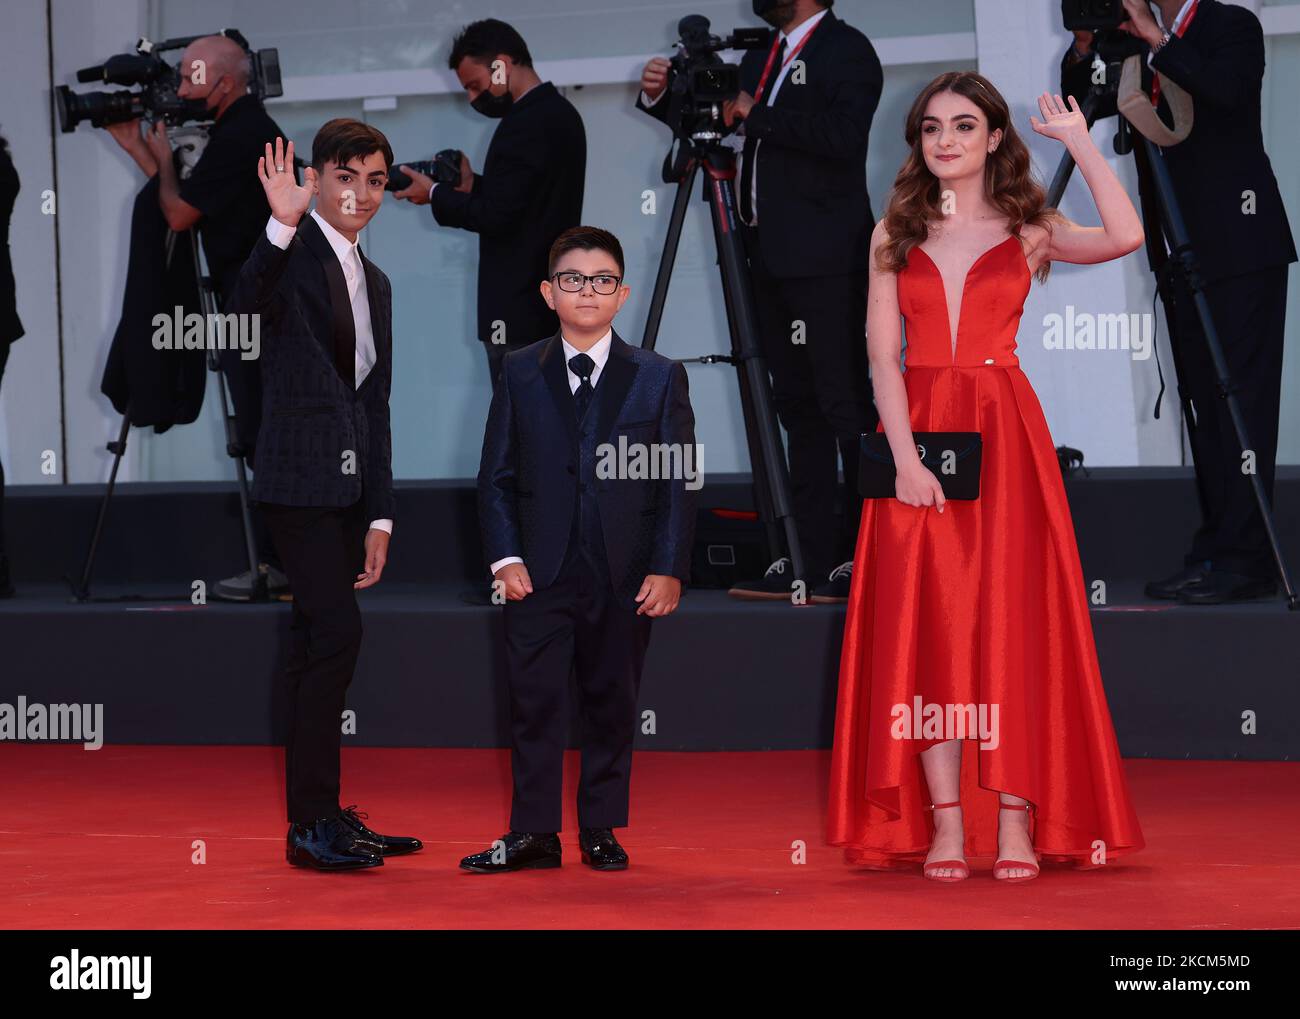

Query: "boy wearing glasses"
left=465, top=226, right=698, bottom=872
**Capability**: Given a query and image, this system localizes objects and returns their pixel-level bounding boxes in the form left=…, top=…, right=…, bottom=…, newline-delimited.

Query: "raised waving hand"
left=258, top=137, right=315, bottom=227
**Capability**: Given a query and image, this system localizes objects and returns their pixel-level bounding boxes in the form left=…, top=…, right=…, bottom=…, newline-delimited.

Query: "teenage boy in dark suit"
left=464, top=226, right=698, bottom=872
left=229, top=123, right=421, bottom=870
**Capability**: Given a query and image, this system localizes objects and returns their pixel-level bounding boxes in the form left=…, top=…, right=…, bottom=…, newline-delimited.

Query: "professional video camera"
left=663, top=15, right=768, bottom=141
left=55, top=29, right=282, bottom=133
left=386, top=149, right=464, bottom=192
left=1060, top=0, right=1145, bottom=67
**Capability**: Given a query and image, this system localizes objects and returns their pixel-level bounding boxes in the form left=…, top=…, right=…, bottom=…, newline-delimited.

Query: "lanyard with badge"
left=751, top=16, right=823, bottom=105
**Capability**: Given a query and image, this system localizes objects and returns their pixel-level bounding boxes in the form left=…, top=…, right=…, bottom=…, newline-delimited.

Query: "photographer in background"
left=393, top=19, right=586, bottom=388
left=1066, top=0, right=1295, bottom=604
left=0, top=132, right=23, bottom=598
left=637, top=0, right=882, bottom=603
left=105, top=34, right=288, bottom=601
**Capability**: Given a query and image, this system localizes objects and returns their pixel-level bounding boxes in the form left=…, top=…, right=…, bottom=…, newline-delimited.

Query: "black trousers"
left=260, top=497, right=368, bottom=824
left=743, top=225, right=877, bottom=580
left=1167, top=264, right=1288, bottom=579
left=502, top=541, right=652, bottom=833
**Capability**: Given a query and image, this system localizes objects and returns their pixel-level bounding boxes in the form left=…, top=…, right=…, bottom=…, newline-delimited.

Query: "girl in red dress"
left=827, top=73, right=1146, bottom=882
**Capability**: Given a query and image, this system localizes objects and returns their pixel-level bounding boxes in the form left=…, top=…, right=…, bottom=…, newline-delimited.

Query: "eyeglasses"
left=551, top=271, right=623, bottom=295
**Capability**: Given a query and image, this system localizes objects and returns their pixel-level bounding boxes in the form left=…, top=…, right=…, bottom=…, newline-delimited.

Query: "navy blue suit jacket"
left=478, top=329, right=697, bottom=606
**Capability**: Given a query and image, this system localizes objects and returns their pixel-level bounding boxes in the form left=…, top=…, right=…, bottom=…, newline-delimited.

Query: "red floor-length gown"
left=827, top=233, right=1144, bottom=869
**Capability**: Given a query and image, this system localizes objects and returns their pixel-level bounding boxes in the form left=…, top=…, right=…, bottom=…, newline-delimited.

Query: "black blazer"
left=478, top=329, right=697, bottom=607
left=227, top=214, right=395, bottom=521
left=1066, top=0, right=1296, bottom=284
left=431, top=82, right=586, bottom=347
left=0, top=142, right=23, bottom=346
left=637, top=9, right=882, bottom=279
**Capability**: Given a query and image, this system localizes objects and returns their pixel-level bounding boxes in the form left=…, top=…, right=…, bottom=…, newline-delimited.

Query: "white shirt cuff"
left=640, top=88, right=664, bottom=108
left=369, top=519, right=393, bottom=535
left=265, top=215, right=298, bottom=249
left=490, top=555, right=523, bottom=576
left=428, top=182, right=437, bottom=201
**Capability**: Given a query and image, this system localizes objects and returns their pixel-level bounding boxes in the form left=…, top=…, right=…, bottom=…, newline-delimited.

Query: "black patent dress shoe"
left=339, top=805, right=423, bottom=856
left=1144, top=560, right=1211, bottom=600
left=286, top=817, right=383, bottom=871
left=579, top=827, right=629, bottom=870
left=459, top=831, right=561, bottom=873
left=1175, top=570, right=1277, bottom=605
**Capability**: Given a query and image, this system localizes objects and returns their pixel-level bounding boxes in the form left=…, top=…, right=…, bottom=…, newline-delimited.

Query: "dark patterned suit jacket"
left=227, top=214, right=394, bottom=521
left=478, top=329, right=697, bottom=606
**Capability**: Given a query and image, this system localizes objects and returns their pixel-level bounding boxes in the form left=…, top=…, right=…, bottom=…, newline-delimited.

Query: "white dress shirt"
left=488, top=329, right=612, bottom=577
left=641, top=8, right=828, bottom=227
left=263, top=210, right=392, bottom=536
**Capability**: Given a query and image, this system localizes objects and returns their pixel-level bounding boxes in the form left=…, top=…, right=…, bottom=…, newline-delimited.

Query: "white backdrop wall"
left=1, top=0, right=1296, bottom=486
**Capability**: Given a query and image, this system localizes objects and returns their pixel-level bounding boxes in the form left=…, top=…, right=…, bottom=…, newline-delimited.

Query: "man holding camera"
left=106, top=34, right=287, bottom=601
left=394, top=19, right=586, bottom=388
left=637, top=0, right=882, bottom=603
left=1067, top=0, right=1295, bottom=604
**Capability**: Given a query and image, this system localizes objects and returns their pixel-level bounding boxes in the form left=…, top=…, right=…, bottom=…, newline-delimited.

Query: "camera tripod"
left=71, top=224, right=267, bottom=603
left=640, top=131, right=806, bottom=585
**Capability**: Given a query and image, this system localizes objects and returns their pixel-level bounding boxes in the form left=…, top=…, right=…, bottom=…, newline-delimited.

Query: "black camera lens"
left=55, top=85, right=145, bottom=133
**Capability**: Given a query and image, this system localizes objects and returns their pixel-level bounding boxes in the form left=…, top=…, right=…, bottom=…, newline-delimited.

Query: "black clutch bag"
left=858, top=431, right=983, bottom=500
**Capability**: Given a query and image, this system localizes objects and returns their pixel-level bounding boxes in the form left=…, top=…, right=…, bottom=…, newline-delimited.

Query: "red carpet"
left=1, top=746, right=1296, bottom=929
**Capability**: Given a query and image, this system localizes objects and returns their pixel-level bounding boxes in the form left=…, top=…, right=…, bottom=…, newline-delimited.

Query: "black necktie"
left=739, top=36, right=786, bottom=226
left=569, top=352, right=595, bottom=423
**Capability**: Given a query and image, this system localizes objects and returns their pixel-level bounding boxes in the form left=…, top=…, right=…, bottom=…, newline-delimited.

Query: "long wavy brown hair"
left=877, top=72, right=1060, bottom=283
